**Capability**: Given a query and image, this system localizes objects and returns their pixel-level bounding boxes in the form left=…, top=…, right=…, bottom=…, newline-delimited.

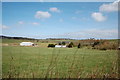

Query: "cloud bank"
left=53, top=29, right=118, bottom=39
left=99, top=0, right=119, bottom=12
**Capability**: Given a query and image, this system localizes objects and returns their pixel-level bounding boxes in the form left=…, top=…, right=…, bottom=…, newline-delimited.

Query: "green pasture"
left=2, top=46, right=118, bottom=78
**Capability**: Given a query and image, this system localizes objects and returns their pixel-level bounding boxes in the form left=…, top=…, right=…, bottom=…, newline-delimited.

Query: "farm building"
left=20, top=42, right=34, bottom=46
left=55, top=45, right=66, bottom=48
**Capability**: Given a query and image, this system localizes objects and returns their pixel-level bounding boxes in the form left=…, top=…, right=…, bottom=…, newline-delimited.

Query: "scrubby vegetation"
left=93, top=41, right=118, bottom=50
left=70, top=39, right=118, bottom=50
left=48, top=44, right=55, bottom=48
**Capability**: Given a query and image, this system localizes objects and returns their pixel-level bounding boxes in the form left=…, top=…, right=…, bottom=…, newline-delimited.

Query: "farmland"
left=2, top=1, right=119, bottom=79
left=2, top=43, right=118, bottom=78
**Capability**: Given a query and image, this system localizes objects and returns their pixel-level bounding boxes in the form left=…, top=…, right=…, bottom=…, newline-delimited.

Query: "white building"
left=55, top=45, right=66, bottom=48
left=20, top=42, right=34, bottom=46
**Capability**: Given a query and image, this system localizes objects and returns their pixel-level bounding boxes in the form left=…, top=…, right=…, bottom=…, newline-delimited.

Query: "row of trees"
left=48, top=40, right=118, bottom=50
left=47, top=42, right=75, bottom=48
left=47, top=42, right=81, bottom=48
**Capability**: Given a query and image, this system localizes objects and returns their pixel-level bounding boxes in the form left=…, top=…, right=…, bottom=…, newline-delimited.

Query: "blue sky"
left=1, top=0, right=116, bottom=2
left=2, top=1, right=118, bottom=39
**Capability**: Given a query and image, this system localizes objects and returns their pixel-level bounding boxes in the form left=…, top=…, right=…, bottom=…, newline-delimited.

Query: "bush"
left=48, top=44, right=55, bottom=48
left=62, top=42, right=66, bottom=45
left=68, top=42, right=74, bottom=48
left=92, top=41, right=100, bottom=47
left=68, top=44, right=73, bottom=48
left=100, top=48, right=107, bottom=50
left=78, top=43, right=81, bottom=48
left=93, top=41, right=118, bottom=50
left=59, top=43, right=62, bottom=45
left=70, top=42, right=74, bottom=46
left=58, top=41, right=66, bottom=45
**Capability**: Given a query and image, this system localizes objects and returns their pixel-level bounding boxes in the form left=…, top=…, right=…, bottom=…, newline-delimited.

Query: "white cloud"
left=35, top=11, right=51, bottom=19
left=18, top=21, right=24, bottom=24
left=0, top=25, right=8, bottom=29
left=99, top=0, right=119, bottom=12
left=32, top=22, right=39, bottom=25
left=91, top=12, right=106, bottom=22
left=49, top=7, right=61, bottom=13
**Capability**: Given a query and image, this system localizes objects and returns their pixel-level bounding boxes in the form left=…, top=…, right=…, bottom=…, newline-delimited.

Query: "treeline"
left=47, top=39, right=119, bottom=50
left=75, top=39, right=118, bottom=50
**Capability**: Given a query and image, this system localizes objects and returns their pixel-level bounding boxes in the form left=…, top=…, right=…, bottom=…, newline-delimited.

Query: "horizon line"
left=1, top=35, right=119, bottom=40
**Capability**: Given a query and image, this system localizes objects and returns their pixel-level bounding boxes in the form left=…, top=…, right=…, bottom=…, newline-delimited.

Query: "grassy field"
left=2, top=46, right=118, bottom=78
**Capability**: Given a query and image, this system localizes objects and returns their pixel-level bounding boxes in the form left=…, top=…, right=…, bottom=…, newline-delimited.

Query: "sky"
left=1, top=1, right=119, bottom=39
left=1, top=0, right=117, bottom=2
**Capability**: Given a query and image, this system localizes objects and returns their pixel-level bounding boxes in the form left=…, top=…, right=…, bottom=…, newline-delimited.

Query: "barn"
left=55, top=45, right=66, bottom=48
left=20, top=42, right=34, bottom=46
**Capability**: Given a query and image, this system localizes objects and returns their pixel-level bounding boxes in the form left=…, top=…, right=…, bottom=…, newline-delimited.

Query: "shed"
left=20, top=42, right=34, bottom=46
left=55, top=45, right=66, bottom=48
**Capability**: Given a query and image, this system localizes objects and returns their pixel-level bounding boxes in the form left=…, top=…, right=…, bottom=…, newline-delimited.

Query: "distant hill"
left=0, top=35, right=36, bottom=40
left=1, top=35, right=119, bottom=41
left=1, top=35, right=75, bottom=40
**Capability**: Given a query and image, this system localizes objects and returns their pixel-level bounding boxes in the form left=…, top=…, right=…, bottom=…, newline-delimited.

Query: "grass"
left=2, top=46, right=118, bottom=78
